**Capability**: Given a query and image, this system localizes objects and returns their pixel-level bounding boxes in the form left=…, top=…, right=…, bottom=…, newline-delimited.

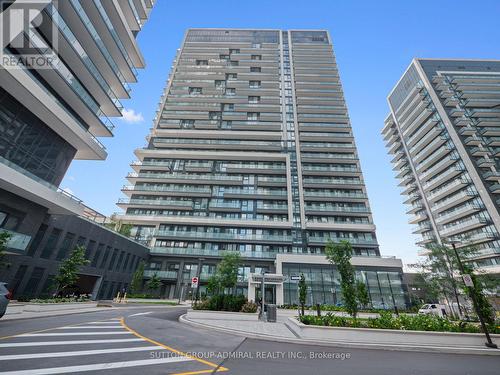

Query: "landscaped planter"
left=22, top=302, right=98, bottom=313
left=187, top=309, right=258, bottom=321
left=285, top=318, right=500, bottom=348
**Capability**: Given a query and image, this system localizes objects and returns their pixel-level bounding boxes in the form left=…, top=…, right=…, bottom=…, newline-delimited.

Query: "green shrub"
left=126, top=293, right=157, bottom=299
left=299, top=311, right=491, bottom=333
left=240, top=301, right=258, bottom=313
left=194, top=294, right=247, bottom=312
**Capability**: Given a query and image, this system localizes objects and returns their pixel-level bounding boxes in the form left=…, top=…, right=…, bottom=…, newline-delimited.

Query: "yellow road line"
left=0, top=317, right=121, bottom=340
left=119, top=317, right=228, bottom=373
left=170, top=369, right=228, bottom=375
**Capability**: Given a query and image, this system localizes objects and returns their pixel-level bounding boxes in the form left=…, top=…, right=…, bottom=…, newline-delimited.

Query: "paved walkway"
left=181, top=309, right=500, bottom=356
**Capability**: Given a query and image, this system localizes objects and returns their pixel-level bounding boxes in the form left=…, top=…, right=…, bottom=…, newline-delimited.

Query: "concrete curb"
left=179, top=314, right=500, bottom=356
left=1, top=307, right=113, bottom=322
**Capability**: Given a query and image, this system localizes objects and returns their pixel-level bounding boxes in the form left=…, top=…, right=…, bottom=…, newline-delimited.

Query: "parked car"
left=418, top=303, right=448, bottom=317
left=0, top=282, right=12, bottom=319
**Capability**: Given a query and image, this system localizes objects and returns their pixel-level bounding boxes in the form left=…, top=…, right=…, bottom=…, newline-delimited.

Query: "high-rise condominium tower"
left=383, top=59, right=500, bottom=275
left=119, top=29, right=406, bottom=307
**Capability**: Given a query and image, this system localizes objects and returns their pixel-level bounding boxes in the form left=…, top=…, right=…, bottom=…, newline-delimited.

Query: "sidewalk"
left=180, top=309, right=500, bottom=356
left=2, top=302, right=110, bottom=321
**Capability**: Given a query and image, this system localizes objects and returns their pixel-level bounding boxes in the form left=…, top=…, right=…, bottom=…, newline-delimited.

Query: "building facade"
left=0, top=0, right=154, bottom=297
left=383, top=59, right=500, bottom=276
left=1, top=213, right=149, bottom=300
left=118, top=28, right=407, bottom=308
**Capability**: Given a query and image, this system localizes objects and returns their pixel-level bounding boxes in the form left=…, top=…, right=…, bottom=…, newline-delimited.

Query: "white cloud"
left=121, top=108, right=144, bottom=123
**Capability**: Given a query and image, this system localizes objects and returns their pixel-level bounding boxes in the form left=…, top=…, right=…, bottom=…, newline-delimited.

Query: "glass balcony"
left=305, top=204, right=370, bottom=213
left=123, top=185, right=211, bottom=194
left=150, top=247, right=278, bottom=259
left=143, top=270, right=178, bottom=279
left=304, top=191, right=367, bottom=199
left=118, top=198, right=193, bottom=207
left=155, top=230, right=292, bottom=242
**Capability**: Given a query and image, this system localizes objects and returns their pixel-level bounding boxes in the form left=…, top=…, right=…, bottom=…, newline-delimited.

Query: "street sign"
left=462, top=274, right=474, bottom=287
left=290, top=275, right=301, bottom=282
left=191, top=276, right=199, bottom=288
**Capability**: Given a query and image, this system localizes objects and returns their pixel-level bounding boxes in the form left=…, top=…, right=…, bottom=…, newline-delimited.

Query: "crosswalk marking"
left=0, top=317, right=221, bottom=374
left=0, top=357, right=194, bottom=375
left=0, top=338, right=144, bottom=347
left=20, top=331, right=132, bottom=337
left=129, top=311, right=153, bottom=317
left=0, top=345, right=161, bottom=360
left=54, top=326, right=124, bottom=329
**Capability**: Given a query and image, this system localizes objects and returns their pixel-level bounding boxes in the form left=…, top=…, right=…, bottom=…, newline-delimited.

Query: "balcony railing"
left=143, top=270, right=178, bottom=279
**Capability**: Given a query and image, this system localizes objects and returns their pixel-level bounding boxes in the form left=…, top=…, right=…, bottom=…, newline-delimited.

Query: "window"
left=108, top=248, right=119, bottom=271
left=55, top=232, right=75, bottom=260
left=26, top=224, right=47, bottom=257
left=188, top=87, right=202, bottom=95
left=249, top=81, right=261, bottom=88
left=222, top=103, right=234, bottom=112
left=229, top=49, right=240, bottom=54
left=196, top=59, right=208, bottom=66
left=247, top=112, right=260, bottom=121
left=91, top=243, right=105, bottom=267
left=251, top=55, right=262, bottom=60
left=225, top=88, right=236, bottom=96
left=99, top=246, right=112, bottom=269
left=219, top=54, right=229, bottom=60
left=215, top=80, right=226, bottom=89
left=252, top=43, right=261, bottom=48
left=226, top=73, right=237, bottom=81
left=180, top=119, right=194, bottom=129
left=209, top=111, right=222, bottom=120
left=250, top=67, right=261, bottom=73
left=220, top=121, right=232, bottom=129
left=229, top=60, right=239, bottom=66
left=249, top=96, right=260, bottom=104
left=23, top=267, right=45, bottom=296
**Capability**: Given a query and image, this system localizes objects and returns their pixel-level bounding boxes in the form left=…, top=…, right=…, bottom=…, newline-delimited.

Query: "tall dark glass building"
left=118, top=28, right=407, bottom=308
left=0, top=0, right=155, bottom=299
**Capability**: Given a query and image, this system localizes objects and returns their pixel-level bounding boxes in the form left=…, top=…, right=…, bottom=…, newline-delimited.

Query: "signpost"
left=462, top=274, right=474, bottom=288
left=191, top=276, right=199, bottom=289
left=290, top=275, right=301, bottom=282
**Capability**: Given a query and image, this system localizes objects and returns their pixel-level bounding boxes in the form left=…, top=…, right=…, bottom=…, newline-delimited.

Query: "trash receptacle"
left=266, top=304, right=277, bottom=322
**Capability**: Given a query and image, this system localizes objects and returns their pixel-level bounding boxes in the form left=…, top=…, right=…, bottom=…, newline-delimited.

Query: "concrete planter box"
left=187, top=309, right=258, bottom=321
left=22, top=302, right=98, bottom=313
left=286, top=318, right=500, bottom=348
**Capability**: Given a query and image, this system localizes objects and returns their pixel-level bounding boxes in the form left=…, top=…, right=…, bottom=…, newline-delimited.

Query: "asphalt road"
left=0, top=305, right=499, bottom=374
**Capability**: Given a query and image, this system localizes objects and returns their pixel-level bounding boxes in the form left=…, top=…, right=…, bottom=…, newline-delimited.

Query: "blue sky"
left=61, top=0, right=500, bottom=267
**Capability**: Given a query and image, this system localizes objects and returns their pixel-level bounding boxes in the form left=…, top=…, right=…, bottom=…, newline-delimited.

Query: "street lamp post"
left=450, top=242, right=497, bottom=349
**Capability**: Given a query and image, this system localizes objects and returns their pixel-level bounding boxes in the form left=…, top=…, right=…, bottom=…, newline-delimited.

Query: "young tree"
left=410, top=242, right=494, bottom=321
left=207, top=252, right=241, bottom=297
left=0, top=231, right=11, bottom=269
left=325, top=239, right=358, bottom=318
left=356, top=281, right=370, bottom=310
left=462, top=263, right=495, bottom=325
left=146, top=273, right=161, bottom=296
left=298, top=273, right=307, bottom=316
left=130, top=260, right=145, bottom=293
left=54, top=245, right=90, bottom=297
